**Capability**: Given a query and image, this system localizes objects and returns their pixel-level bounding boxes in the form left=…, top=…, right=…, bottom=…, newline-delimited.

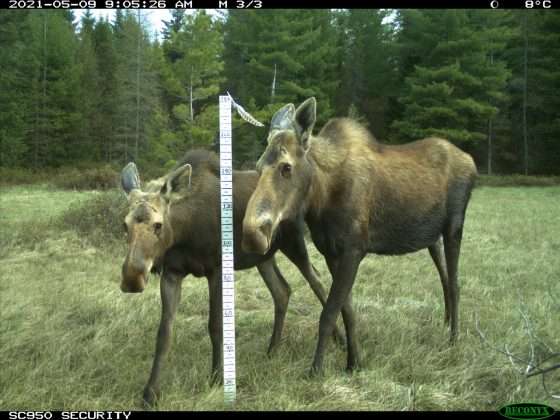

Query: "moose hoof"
left=307, top=365, right=324, bottom=379
left=142, top=386, right=161, bottom=408
left=448, top=332, right=458, bottom=345
left=345, top=362, right=360, bottom=374
left=209, top=371, right=223, bottom=387
left=267, top=341, right=280, bottom=357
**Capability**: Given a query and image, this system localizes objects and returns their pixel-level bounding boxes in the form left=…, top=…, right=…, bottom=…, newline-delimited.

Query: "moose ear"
left=295, top=97, right=316, bottom=147
left=121, top=162, right=141, bottom=196
left=270, top=103, right=296, bottom=132
left=161, top=163, right=192, bottom=202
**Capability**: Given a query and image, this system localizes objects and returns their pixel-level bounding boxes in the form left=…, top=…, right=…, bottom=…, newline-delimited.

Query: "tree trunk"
left=134, top=10, right=142, bottom=162
left=34, top=83, right=39, bottom=168
left=41, top=11, right=48, bottom=166
left=488, top=118, right=493, bottom=175
left=271, top=63, right=277, bottom=103
left=522, top=13, right=529, bottom=176
left=488, top=50, right=493, bottom=175
left=189, top=66, right=194, bottom=122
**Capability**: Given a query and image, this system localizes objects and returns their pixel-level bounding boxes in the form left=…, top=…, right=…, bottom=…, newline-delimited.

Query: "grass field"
left=1, top=184, right=558, bottom=411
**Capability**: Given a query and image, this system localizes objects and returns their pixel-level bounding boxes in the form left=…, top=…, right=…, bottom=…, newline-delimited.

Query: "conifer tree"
left=0, top=11, right=31, bottom=167
left=163, top=10, right=225, bottom=149
left=392, top=10, right=510, bottom=161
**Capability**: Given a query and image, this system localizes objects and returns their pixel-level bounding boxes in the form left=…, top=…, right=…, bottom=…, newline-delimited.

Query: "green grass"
left=476, top=175, right=560, bottom=187
left=1, top=185, right=559, bottom=411
left=0, top=185, right=99, bottom=223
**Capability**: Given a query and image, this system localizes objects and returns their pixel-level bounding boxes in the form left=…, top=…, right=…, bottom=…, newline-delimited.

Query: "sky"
left=74, top=9, right=173, bottom=38
left=75, top=10, right=394, bottom=40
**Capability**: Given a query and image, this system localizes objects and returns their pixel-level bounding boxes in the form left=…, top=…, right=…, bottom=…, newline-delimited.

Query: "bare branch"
left=542, top=371, right=560, bottom=400
left=474, top=307, right=559, bottom=400
left=516, top=294, right=537, bottom=375
left=475, top=314, right=532, bottom=372
left=526, top=363, right=560, bottom=377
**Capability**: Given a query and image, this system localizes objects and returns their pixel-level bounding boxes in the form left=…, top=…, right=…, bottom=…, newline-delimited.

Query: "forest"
left=2, top=9, right=559, bottom=411
left=1, top=9, right=559, bottom=175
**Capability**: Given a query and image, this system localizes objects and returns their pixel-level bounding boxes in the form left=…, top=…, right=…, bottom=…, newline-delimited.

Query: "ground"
left=1, top=185, right=558, bottom=410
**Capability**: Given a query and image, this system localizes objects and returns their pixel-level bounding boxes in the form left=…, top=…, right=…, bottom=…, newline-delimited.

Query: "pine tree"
left=222, top=10, right=260, bottom=106
left=222, top=10, right=341, bottom=163
left=528, top=11, right=560, bottom=174
left=468, top=10, right=515, bottom=174
left=163, top=10, right=225, bottom=150
left=25, top=11, right=79, bottom=167
left=392, top=10, right=510, bottom=163
left=338, top=9, right=397, bottom=139
left=112, top=11, right=160, bottom=164
left=72, top=10, right=101, bottom=162
left=0, top=10, right=31, bottom=167
left=2, top=7, right=556, bottom=176
left=92, top=17, right=119, bottom=163
left=506, top=11, right=560, bottom=174
left=161, top=10, right=186, bottom=41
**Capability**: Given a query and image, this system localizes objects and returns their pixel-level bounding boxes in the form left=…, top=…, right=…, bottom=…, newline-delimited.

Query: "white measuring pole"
left=218, top=93, right=263, bottom=404
left=219, top=95, right=236, bottom=403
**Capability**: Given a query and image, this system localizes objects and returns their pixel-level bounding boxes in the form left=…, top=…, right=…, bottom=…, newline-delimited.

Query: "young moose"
left=120, top=149, right=341, bottom=405
left=242, top=98, right=477, bottom=374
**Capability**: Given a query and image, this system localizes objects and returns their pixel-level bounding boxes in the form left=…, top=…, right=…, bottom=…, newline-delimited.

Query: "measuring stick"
left=219, top=95, right=236, bottom=403
left=218, top=93, right=263, bottom=403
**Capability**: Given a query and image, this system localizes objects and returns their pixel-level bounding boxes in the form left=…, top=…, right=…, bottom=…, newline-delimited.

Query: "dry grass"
left=0, top=185, right=558, bottom=411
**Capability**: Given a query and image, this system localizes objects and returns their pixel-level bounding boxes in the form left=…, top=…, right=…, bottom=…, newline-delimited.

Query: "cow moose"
left=120, top=149, right=342, bottom=406
left=242, top=97, right=477, bottom=375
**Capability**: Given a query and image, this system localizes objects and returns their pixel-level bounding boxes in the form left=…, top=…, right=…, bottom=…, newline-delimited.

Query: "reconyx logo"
left=499, top=403, right=556, bottom=420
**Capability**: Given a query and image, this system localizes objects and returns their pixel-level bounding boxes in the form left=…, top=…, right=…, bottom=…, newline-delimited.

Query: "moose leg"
left=281, top=238, right=346, bottom=346
left=428, top=238, right=451, bottom=325
left=257, top=258, right=291, bottom=354
left=339, top=290, right=359, bottom=372
left=443, top=218, right=464, bottom=344
left=207, top=269, right=223, bottom=385
left=312, top=252, right=362, bottom=375
left=143, top=271, right=183, bottom=407
left=325, top=257, right=360, bottom=371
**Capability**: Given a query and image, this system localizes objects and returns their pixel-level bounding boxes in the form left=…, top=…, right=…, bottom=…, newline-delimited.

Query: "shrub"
left=0, top=165, right=121, bottom=189
left=0, top=220, right=53, bottom=258
left=0, top=167, right=52, bottom=186
left=52, top=165, right=120, bottom=191
left=58, top=190, right=128, bottom=246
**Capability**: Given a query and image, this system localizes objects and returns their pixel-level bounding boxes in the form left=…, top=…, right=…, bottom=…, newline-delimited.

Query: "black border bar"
left=2, top=0, right=558, bottom=9
left=0, top=411, right=509, bottom=419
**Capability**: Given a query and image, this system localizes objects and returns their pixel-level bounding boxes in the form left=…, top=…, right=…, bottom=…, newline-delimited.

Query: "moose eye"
left=280, top=163, right=292, bottom=178
left=154, top=222, right=163, bottom=235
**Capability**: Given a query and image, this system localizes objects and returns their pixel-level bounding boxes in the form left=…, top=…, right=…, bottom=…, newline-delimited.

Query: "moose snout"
left=120, top=278, right=145, bottom=293
left=242, top=216, right=273, bottom=255
left=121, top=262, right=148, bottom=293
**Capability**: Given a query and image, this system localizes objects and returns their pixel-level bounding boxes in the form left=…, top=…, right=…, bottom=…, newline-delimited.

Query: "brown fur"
left=243, top=98, right=477, bottom=375
left=120, top=149, right=342, bottom=406
left=305, top=119, right=476, bottom=255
